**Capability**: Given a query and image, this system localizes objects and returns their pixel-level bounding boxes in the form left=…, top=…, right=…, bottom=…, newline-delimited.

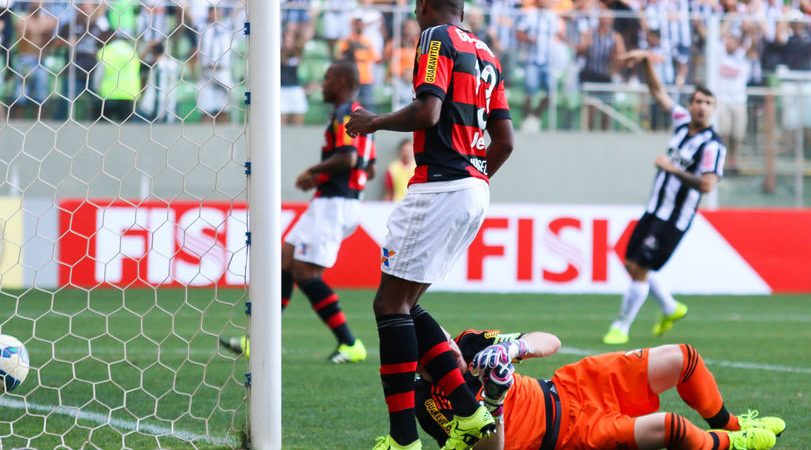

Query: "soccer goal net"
left=0, top=0, right=250, bottom=447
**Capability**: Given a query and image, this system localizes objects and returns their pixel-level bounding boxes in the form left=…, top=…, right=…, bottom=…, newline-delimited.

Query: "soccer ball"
left=0, top=334, right=30, bottom=393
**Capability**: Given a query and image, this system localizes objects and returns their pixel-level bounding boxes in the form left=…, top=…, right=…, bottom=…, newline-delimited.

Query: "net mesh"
left=0, top=0, right=248, bottom=448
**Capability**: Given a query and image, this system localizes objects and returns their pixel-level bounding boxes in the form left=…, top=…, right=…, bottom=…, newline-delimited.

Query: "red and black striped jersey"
left=316, top=101, right=376, bottom=199
left=411, top=24, right=511, bottom=185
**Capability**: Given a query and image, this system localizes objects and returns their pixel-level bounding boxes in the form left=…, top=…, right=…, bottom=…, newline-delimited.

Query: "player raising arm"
left=602, top=49, right=726, bottom=345
left=345, top=0, right=513, bottom=448
left=416, top=328, right=785, bottom=450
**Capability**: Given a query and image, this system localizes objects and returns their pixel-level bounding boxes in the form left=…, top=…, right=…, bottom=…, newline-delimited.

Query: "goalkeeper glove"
left=471, top=339, right=533, bottom=375
left=480, top=360, right=514, bottom=419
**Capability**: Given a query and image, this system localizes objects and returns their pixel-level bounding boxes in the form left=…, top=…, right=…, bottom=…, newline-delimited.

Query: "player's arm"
left=346, top=27, right=453, bottom=136
left=471, top=331, right=560, bottom=374
left=365, top=159, right=377, bottom=181
left=486, top=75, right=514, bottom=177
left=347, top=93, right=443, bottom=135
left=656, top=156, right=718, bottom=193
left=295, top=151, right=357, bottom=191
left=518, top=332, right=561, bottom=359
left=655, top=140, right=724, bottom=193
left=622, top=49, right=674, bottom=112
left=485, top=119, right=514, bottom=178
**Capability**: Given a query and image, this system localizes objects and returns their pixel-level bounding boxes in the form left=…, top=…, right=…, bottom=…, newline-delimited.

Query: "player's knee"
left=291, top=263, right=322, bottom=283
left=372, top=276, right=417, bottom=316
left=658, top=344, right=685, bottom=374
left=625, top=261, right=648, bottom=281
left=676, top=343, right=707, bottom=383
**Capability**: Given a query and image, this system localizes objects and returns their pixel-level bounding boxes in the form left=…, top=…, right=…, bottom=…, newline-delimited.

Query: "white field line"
left=560, top=346, right=811, bottom=374
left=0, top=397, right=238, bottom=447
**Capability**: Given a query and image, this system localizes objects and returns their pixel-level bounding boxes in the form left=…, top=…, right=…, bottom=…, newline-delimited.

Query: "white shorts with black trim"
left=380, top=178, right=489, bottom=284
left=285, top=197, right=361, bottom=268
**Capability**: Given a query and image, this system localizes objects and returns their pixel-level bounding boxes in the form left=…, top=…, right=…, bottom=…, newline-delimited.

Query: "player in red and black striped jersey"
left=220, top=61, right=375, bottom=364
left=312, top=99, right=376, bottom=199
left=346, top=0, right=514, bottom=448
left=407, top=20, right=511, bottom=184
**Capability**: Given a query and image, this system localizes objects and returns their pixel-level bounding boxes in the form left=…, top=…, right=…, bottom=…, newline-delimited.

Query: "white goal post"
left=246, top=0, right=282, bottom=448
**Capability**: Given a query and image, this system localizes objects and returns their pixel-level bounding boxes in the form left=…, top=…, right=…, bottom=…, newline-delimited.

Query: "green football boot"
left=440, top=405, right=497, bottom=450
left=652, top=301, right=688, bottom=337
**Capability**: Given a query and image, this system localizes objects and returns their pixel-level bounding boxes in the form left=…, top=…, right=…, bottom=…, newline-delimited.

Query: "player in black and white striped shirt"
left=603, top=49, right=726, bottom=345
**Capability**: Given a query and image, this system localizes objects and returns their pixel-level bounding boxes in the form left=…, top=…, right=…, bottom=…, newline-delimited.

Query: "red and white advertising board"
left=59, top=200, right=811, bottom=294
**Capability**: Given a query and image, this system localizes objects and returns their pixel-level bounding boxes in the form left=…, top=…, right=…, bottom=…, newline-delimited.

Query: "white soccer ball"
left=0, top=334, right=30, bottom=393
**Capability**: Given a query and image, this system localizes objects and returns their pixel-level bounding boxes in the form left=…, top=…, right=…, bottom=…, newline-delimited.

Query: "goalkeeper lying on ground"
left=415, top=329, right=785, bottom=450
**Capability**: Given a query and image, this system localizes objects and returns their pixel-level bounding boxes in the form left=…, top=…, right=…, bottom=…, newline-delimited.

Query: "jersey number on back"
left=474, top=60, right=497, bottom=130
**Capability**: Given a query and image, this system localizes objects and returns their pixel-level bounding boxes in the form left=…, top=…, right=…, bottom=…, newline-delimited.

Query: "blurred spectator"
left=467, top=6, right=500, bottom=51
left=280, top=27, right=307, bottom=125
left=12, top=0, right=57, bottom=119
left=643, top=28, right=674, bottom=129
left=384, top=138, right=415, bottom=202
left=578, top=5, right=626, bottom=83
left=186, top=0, right=210, bottom=31
left=107, top=0, right=138, bottom=38
left=282, top=0, right=312, bottom=38
left=485, top=0, right=521, bottom=86
left=384, top=18, right=418, bottom=110
left=578, top=4, right=626, bottom=129
left=197, top=3, right=234, bottom=123
left=95, top=32, right=141, bottom=123
left=53, top=0, right=109, bottom=120
left=355, top=0, right=385, bottom=57
left=781, top=13, right=811, bottom=70
left=641, top=0, right=690, bottom=86
left=338, top=16, right=380, bottom=109
left=137, top=42, right=179, bottom=123
left=354, top=0, right=385, bottom=91
left=759, top=0, right=787, bottom=74
left=644, top=29, right=674, bottom=85
left=517, top=0, right=560, bottom=132
left=564, top=0, right=597, bottom=50
left=1, top=1, right=12, bottom=116
left=137, top=0, right=169, bottom=51
left=599, top=0, right=640, bottom=51
left=716, top=31, right=753, bottom=173
left=321, top=0, right=353, bottom=59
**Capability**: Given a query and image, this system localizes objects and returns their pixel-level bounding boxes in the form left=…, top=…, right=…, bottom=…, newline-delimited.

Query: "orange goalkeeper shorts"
left=551, top=348, right=661, bottom=450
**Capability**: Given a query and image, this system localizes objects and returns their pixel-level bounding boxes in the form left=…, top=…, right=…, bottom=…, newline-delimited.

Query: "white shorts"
left=381, top=179, right=489, bottom=284
left=716, top=102, right=747, bottom=143
left=280, top=86, right=308, bottom=115
left=285, top=197, right=361, bottom=268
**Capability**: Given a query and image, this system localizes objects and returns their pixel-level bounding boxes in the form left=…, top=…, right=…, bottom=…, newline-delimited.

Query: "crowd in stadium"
left=279, top=0, right=811, bottom=130
left=0, top=0, right=246, bottom=122
left=0, top=0, right=809, bottom=127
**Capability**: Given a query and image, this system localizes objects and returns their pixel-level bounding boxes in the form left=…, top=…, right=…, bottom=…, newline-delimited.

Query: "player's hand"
left=480, top=359, right=515, bottom=409
left=471, top=340, right=531, bottom=374
left=346, top=108, right=377, bottom=137
left=295, top=169, right=317, bottom=191
left=655, top=154, right=675, bottom=172
left=620, top=49, right=651, bottom=68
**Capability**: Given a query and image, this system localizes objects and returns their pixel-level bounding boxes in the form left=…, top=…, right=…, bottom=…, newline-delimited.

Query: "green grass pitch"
left=1, top=289, right=810, bottom=449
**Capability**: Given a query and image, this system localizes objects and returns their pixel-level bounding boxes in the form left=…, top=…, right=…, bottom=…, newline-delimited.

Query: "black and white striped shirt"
left=645, top=105, right=726, bottom=231
left=517, top=8, right=559, bottom=65
left=584, top=28, right=615, bottom=77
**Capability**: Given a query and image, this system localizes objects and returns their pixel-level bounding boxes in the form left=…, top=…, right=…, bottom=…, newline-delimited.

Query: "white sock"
left=612, top=281, right=650, bottom=334
left=649, top=272, right=678, bottom=316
